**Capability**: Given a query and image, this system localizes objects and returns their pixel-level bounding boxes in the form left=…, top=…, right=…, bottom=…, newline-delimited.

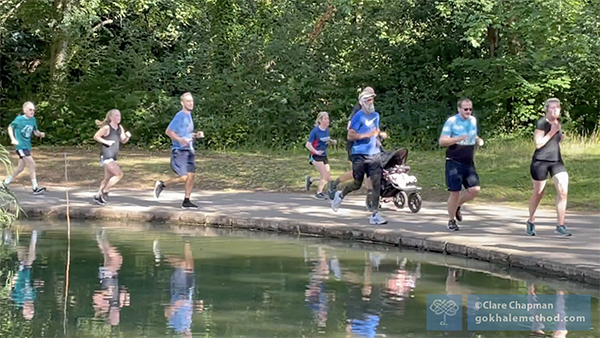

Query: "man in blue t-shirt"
left=439, top=98, right=484, bottom=231
left=327, top=87, right=376, bottom=200
left=331, top=91, right=388, bottom=225
left=153, top=92, right=205, bottom=209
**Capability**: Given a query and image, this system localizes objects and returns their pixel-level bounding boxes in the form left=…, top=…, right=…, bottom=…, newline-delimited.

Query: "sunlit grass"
left=1, top=137, right=598, bottom=212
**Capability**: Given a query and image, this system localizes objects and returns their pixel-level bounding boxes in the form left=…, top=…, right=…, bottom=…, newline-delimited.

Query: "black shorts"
left=445, top=159, right=479, bottom=192
left=309, top=154, right=329, bottom=165
left=15, top=149, right=31, bottom=158
left=530, top=160, right=566, bottom=181
left=171, top=149, right=196, bottom=177
left=351, top=154, right=382, bottom=181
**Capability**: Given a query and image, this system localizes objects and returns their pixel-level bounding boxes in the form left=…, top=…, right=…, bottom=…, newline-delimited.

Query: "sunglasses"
left=462, top=108, right=472, bottom=111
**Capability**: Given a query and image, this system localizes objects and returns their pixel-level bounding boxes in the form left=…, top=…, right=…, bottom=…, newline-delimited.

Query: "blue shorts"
left=445, top=159, right=479, bottom=192
left=171, top=149, right=195, bottom=177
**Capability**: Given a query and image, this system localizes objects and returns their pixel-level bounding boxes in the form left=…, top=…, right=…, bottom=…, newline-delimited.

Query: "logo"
left=365, top=118, right=376, bottom=127
left=21, top=125, right=33, bottom=139
left=427, top=295, right=462, bottom=331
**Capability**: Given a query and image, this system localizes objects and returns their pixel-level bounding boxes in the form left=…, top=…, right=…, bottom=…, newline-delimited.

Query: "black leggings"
left=342, top=154, right=382, bottom=212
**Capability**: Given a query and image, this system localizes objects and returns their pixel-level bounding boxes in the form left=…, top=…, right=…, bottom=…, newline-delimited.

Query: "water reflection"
left=528, top=283, right=569, bottom=338
left=93, top=229, right=130, bottom=326
left=9, top=230, right=41, bottom=320
left=164, top=241, right=203, bottom=337
left=0, top=225, right=596, bottom=337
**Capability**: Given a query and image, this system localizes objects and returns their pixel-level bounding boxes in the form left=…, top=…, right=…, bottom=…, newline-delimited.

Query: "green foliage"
left=0, top=145, right=18, bottom=229
left=0, top=0, right=598, bottom=150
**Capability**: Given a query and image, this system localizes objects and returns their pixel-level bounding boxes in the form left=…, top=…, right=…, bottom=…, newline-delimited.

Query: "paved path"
left=9, top=186, right=600, bottom=284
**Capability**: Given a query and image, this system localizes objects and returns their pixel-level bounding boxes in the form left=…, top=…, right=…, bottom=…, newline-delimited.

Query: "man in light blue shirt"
left=439, top=98, right=484, bottom=231
left=153, top=92, right=205, bottom=209
left=331, top=90, right=388, bottom=225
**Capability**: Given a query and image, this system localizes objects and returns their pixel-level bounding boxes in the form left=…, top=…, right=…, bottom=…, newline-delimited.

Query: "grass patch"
left=1, top=137, right=598, bottom=212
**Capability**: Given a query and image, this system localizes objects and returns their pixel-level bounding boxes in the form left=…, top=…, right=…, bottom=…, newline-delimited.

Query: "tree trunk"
left=50, top=0, right=71, bottom=85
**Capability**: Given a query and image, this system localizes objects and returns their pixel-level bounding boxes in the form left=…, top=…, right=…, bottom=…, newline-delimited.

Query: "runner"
left=92, top=109, right=131, bottom=205
left=327, top=87, right=375, bottom=200
left=331, top=90, right=388, bottom=225
left=526, top=98, right=571, bottom=236
left=2, top=101, right=47, bottom=195
left=438, top=98, right=484, bottom=231
left=153, top=92, right=204, bottom=209
left=305, top=111, right=336, bottom=200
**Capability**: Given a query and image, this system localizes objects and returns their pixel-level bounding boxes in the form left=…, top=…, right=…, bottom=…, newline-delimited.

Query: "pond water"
left=0, top=221, right=597, bottom=338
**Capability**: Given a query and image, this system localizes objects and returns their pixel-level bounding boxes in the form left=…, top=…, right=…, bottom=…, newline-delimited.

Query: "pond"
left=0, top=220, right=597, bottom=338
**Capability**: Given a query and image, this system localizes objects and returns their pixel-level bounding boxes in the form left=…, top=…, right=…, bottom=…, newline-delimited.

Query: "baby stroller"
left=366, top=148, right=423, bottom=213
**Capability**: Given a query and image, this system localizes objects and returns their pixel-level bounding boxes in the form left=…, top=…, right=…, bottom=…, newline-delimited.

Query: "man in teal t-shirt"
left=2, top=101, right=47, bottom=195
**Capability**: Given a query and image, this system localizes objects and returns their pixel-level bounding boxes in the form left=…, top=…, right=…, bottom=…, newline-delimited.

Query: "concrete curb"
left=20, top=205, right=600, bottom=285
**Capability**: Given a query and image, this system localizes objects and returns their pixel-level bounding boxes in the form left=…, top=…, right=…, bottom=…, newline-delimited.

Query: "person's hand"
left=105, top=140, right=116, bottom=147
left=315, top=150, right=324, bottom=155
left=125, top=131, right=132, bottom=138
left=550, top=121, right=560, bottom=134
left=560, top=132, right=565, bottom=142
left=11, top=139, right=18, bottom=146
left=195, top=131, right=205, bottom=139
left=368, top=128, right=380, bottom=138
left=379, top=131, right=388, bottom=139
left=38, top=132, right=45, bottom=138
left=476, top=137, right=484, bottom=146
left=179, top=138, right=190, bottom=147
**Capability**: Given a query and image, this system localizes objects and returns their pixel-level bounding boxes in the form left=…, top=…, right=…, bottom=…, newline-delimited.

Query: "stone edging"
left=20, top=205, right=600, bottom=285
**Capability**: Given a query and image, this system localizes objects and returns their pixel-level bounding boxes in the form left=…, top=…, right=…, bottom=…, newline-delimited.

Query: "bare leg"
left=22, top=156, right=37, bottom=182
left=458, top=186, right=480, bottom=206
left=102, top=162, right=123, bottom=193
left=447, top=191, right=461, bottom=220
left=552, top=172, right=569, bottom=226
left=528, top=180, right=547, bottom=223
left=184, top=173, right=195, bottom=198
left=313, top=162, right=331, bottom=194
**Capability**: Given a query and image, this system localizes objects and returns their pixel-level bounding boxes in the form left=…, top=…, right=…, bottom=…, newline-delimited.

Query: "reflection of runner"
left=10, top=230, right=40, bottom=320
left=345, top=254, right=381, bottom=338
left=383, top=258, right=421, bottom=314
left=305, top=247, right=331, bottom=330
left=93, top=230, right=130, bottom=326
left=528, top=283, right=569, bottom=338
left=164, top=242, right=203, bottom=338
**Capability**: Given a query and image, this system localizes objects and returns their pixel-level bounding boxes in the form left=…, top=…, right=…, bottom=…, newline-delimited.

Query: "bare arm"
left=533, top=128, right=557, bottom=149
left=347, top=128, right=378, bottom=141
left=165, top=128, right=187, bottom=146
left=119, top=126, right=130, bottom=144
left=93, top=126, right=113, bottom=146
left=7, top=126, right=17, bottom=145
left=305, top=141, right=322, bottom=155
left=439, top=135, right=467, bottom=147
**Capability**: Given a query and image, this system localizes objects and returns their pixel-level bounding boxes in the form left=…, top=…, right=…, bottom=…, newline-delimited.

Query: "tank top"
left=101, top=125, right=121, bottom=160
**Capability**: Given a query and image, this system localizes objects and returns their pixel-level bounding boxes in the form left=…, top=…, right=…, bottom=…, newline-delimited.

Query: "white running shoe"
left=369, top=212, right=388, bottom=225
left=331, top=191, right=343, bottom=212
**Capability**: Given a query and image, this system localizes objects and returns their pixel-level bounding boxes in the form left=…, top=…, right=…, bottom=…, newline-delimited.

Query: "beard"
left=362, top=102, right=375, bottom=114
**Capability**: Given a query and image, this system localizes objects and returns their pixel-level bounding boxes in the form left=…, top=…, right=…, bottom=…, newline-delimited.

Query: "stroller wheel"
left=393, top=191, right=408, bottom=209
left=408, top=193, right=422, bottom=213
